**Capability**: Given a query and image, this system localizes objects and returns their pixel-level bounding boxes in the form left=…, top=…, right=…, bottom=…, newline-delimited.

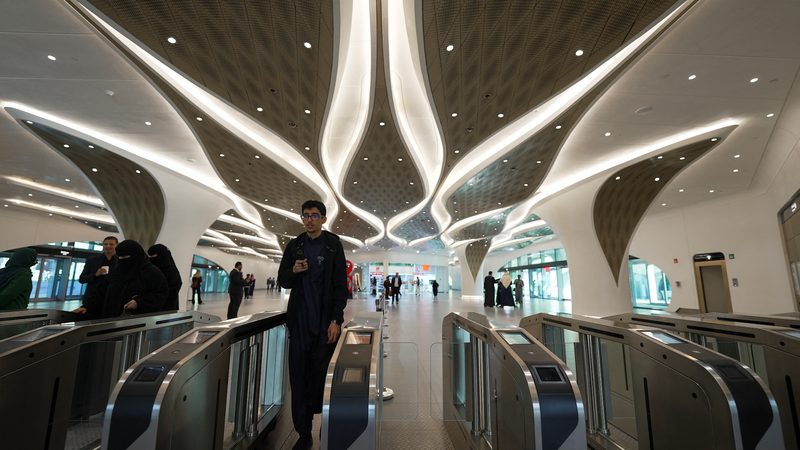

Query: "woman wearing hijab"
left=0, top=248, right=37, bottom=311
left=101, top=240, right=167, bottom=318
left=147, top=243, right=182, bottom=311
left=191, top=270, right=203, bottom=304
left=497, top=271, right=515, bottom=307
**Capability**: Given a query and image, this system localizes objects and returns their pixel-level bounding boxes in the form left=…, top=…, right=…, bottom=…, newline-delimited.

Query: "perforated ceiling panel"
left=329, top=210, right=378, bottom=243
left=464, top=239, right=492, bottom=280
left=452, top=210, right=510, bottom=241
left=69, top=2, right=320, bottom=213
left=84, top=0, right=333, bottom=172
left=421, top=0, right=680, bottom=166
left=343, top=0, right=424, bottom=218
left=594, top=138, right=719, bottom=283
left=394, top=207, right=438, bottom=242
left=24, top=121, right=165, bottom=247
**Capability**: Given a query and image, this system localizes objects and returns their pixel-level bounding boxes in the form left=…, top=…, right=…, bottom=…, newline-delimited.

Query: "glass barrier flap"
left=381, top=341, right=418, bottom=420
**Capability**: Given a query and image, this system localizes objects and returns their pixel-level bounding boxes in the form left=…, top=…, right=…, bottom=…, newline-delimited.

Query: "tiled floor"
left=33, top=289, right=571, bottom=449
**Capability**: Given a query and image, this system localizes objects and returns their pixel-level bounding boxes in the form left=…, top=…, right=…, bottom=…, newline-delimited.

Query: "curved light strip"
left=216, top=213, right=277, bottom=243
left=318, top=0, right=383, bottom=242
left=339, top=234, right=365, bottom=248
left=493, top=219, right=547, bottom=245
left=430, top=0, right=697, bottom=239
left=219, top=230, right=278, bottom=248
left=408, top=235, right=435, bottom=247
left=441, top=207, right=507, bottom=243
left=74, top=2, right=339, bottom=222
left=3, top=105, right=262, bottom=225
left=384, top=0, right=446, bottom=240
left=4, top=176, right=104, bottom=207
left=200, top=235, right=237, bottom=247
left=489, top=234, right=555, bottom=252
left=497, top=121, right=739, bottom=242
left=7, top=198, right=115, bottom=225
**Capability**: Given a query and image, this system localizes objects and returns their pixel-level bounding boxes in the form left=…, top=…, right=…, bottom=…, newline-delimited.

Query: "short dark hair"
left=235, top=261, right=242, bottom=269
left=489, top=271, right=493, bottom=275
left=103, top=236, right=118, bottom=244
left=301, top=199, right=326, bottom=216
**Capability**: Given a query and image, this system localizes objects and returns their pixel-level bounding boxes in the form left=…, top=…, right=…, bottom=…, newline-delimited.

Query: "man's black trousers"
left=227, top=292, right=242, bottom=319
left=288, top=332, right=336, bottom=437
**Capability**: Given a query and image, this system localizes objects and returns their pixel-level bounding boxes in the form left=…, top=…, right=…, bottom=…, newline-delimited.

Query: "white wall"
left=0, top=207, right=114, bottom=251
left=193, top=245, right=279, bottom=287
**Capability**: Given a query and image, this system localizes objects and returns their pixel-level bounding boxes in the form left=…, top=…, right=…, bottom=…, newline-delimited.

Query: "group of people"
left=375, top=274, right=440, bottom=303
left=483, top=271, right=525, bottom=308
left=265, top=276, right=279, bottom=291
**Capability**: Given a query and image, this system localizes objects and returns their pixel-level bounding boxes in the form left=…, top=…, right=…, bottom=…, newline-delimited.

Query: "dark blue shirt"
left=298, top=234, right=326, bottom=348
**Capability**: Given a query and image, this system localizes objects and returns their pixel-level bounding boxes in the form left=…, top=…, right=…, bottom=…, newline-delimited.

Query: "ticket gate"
left=696, top=312, right=800, bottom=329
left=520, top=313, right=784, bottom=450
left=321, top=311, right=384, bottom=450
left=102, top=311, right=289, bottom=450
left=443, top=312, right=586, bottom=450
left=607, top=312, right=800, bottom=449
left=0, top=308, right=85, bottom=340
left=0, top=311, right=219, bottom=450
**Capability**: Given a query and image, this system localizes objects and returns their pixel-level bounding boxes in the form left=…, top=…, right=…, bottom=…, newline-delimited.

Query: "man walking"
left=278, top=200, right=347, bottom=449
left=483, top=271, right=496, bottom=307
left=391, top=272, right=402, bottom=304
left=514, top=274, right=525, bottom=305
left=227, top=262, right=249, bottom=319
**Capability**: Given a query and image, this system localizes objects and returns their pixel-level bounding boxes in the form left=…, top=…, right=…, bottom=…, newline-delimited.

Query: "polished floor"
left=35, top=288, right=571, bottom=449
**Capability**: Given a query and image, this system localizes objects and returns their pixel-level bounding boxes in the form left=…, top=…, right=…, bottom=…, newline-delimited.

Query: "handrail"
left=0, top=308, right=86, bottom=340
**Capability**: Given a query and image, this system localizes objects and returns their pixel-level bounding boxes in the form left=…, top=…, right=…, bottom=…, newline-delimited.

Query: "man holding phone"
left=74, top=236, right=118, bottom=317
left=278, top=200, right=347, bottom=450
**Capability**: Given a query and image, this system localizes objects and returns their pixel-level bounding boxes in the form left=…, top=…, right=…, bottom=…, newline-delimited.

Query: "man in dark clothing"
left=391, top=272, right=402, bottom=304
left=147, top=244, right=182, bottom=311
left=227, top=262, right=250, bottom=319
left=483, top=271, right=497, bottom=307
left=278, top=200, right=347, bottom=450
left=100, top=240, right=168, bottom=318
left=74, top=236, right=118, bottom=317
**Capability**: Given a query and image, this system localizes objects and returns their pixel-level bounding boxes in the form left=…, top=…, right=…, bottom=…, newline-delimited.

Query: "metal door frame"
left=693, top=260, right=733, bottom=313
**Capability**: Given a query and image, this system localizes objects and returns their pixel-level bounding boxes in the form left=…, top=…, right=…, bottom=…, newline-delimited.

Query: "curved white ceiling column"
left=430, top=0, right=698, bottom=238
left=73, top=2, right=339, bottom=222
left=318, top=0, right=383, bottom=243
left=385, top=0, right=446, bottom=240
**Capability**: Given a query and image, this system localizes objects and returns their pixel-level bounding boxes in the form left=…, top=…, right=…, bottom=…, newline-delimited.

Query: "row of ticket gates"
left=0, top=306, right=798, bottom=449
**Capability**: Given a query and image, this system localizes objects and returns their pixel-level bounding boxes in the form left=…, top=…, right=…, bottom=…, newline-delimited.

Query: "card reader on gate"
left=135, top=365, right=165, bottom=382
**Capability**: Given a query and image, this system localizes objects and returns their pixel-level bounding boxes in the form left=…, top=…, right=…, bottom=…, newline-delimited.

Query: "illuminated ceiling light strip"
left=3, top=105, right=262, bottom=225
left=489, top=234, right=556, bottom=252
left=449, top=238, right=481, bottom=249
left=6, top=198, right=115, bottom=225
left=408, top=235, right=435, bottom=247
left=200, top=235, right=237, bottom=247
left=3, top=176, right=105, bottom=207
left=441, top=206, right=507, bottom=243
left=385, top=0, right=446, bottom=238
left=319, top=0, right=383, bottom=242
left=216, top=213, right=276, bottom=242
left=75, top=2, right=339, bottom=222
left=430, top=0, right=697, bottom=238
left=339, top=234, right=365, bottom=248
left=492, top=219, right=547, bottom=246
left=219, top=230, right=278, bottom=247
left=223, top=246, right=271, bottom=260
left=500, top=121, right=738, bottom=238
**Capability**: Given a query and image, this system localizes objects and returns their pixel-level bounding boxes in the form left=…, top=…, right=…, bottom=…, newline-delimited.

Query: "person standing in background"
left=0, top=248, right=37, bottom=311
left=100, top=240, right=167, bottom=318
left=483, top=271, right=497, bottom=307
left=74, top=236, right=118, bottom=317
left=248, top=274, right=256, bottom=299
left=415, top=277, right=421, bottom=296
left=391, top=272, right=402, bottom=304
left=431, top=279, right=439, bottom=300
left=191, top=270, right=203, bottom=304
left=514, top=274, right=525, bottom=306
left=147, top=244, right=182, bottom=311
left=227, top=262, right=250, bottom=319
left=497, top=272, right=514, bottom=307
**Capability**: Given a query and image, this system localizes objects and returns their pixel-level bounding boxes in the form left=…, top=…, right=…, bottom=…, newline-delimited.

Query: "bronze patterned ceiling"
left=394, top=207, right=438, bottom=242
left=593, top=138, right=719, bottom=283
left=464, top=238, right=492, bottom=280
left=24, top=121, right=164, bottom=247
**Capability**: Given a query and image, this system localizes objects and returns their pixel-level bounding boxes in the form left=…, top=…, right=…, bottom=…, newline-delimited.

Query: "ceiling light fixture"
left=363, top=157, right=368, bottom=161
left=615, top=176, right=621, bottom=180
left=254, top=155, right=260, bottom=159
left=733, top=169, right=739, bottom=173
left=688, top=74, right=696, bottom=80
left=661, top=203, right=667, bottom=207
left=711, top=137, right=719, bottom=142
left=63, top=144, right=69, bottom=148
left=235, top=178, right=239, bottom=182
left=657, top=155, right=663, bottom=159
left=135, top=169, right=141, bottom=174
left=446, top=44, right=454, bottom=52
left=379, top=121, right=385, bottom=127
left=64, top=178, right=70, bottom=182
left=575, top=49, right=584, bottom=56
left=256, top=107, right=263, bottom=112
left=555, top=125, right=562, bottom=129
left=679, top=189, right=684, bottom=192
left=709, top=189, right=715, bottom=193
left=25, top=120, right=33, bottom=125
left=734, top=154, right=741, bottom=158
left=196, top=116, right=203, bottom=121
left=604, top=131, right=612, bottom=137
left=654, top=177, right=660, bottom=182
left=88, top=145, right=94, bottom=149
left=303, top=42, right=312, bottom=49
left=144, top=121, right=152, bottom=126
left=91, top=168, right=98, bottom=173
left=766, top=113, right=775, bottom=118
left=304, top=109, right=311, bottom=114
left=454, top=150, right=460, bottom=154
left=397, top=157, right=403, bottom=162
left=503, top=159, right=508, bottom=163
left=353, top=181, right=358, bottom=184
left=451, top=112, right=458, bottom=118
left=304, top=146, right=310, bottom=151
left=47, top=55, right=56, bottom=61
left=497, top=113, right=504, bottom=118
left=750, top=77, right=759, bottom=83
left=167, top=37, right=177, bottom=44
left=679, top=156, right=686, bottom=160
left=219, top=153, right=225, bottom=157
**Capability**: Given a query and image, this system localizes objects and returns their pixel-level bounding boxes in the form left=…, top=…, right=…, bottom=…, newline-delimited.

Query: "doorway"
left=693, top=257, right=732, bottom=313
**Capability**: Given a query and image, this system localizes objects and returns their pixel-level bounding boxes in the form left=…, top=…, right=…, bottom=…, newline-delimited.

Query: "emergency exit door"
left=693, top=257, right=732, bottom=313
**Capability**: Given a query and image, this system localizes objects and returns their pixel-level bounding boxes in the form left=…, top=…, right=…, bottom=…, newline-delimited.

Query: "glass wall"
left=501, top=248, right=571, bottom=301
left=190, top=255, right=230, bottom=293
left=628, top=257, right=671, bottom=309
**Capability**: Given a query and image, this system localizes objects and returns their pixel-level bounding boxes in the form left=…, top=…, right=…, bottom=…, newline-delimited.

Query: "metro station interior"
left=1, top=0, right=800, bottom=449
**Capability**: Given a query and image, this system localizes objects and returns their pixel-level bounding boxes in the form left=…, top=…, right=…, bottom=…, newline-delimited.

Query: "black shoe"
left=293, top=434, right=312, bottom=450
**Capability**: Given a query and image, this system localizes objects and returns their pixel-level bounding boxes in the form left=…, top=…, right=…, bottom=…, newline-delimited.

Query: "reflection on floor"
left=32, top=288, right=571, bottom=449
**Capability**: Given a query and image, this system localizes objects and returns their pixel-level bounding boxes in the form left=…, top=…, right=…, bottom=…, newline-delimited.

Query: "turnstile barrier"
left=0, top=308, right=85, bottom=340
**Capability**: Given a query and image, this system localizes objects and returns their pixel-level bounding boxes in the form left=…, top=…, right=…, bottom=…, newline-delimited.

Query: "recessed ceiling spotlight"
left=409, top=182, right=414, bottom=185
left=47, top=55, right=56, bottom=61
left=679, top=156, right=686, bottom=160
left=654, top=177, right=661, bottom=182
left=353, top=181, right=358, bottom=184
left=105, top=90, right=115, bottom=97
left=254, top=155, right=260, bottom=159
left=523, top=183, right=528, bottom=187
left=65, top=178, right=70, bottom=182
left=502, top=159, right=508, bottom=163
left=678, top=188, right=685, bottom=192
left=454, top=149, right=460, bottom=154
left=25, top=120, right=33, bottom=125
left=734, top=154, right=741, bottom=158
left=135, top=169, right=141, bottom=174
left=497, top=113, right=504, bottom=118
left=144, top=121, right=152, bottom=126
left=303, top=41, right=312, bottom=49
left=219, top=153, right=225, bottom=157
left=555, top=125, right=562, bottom=129
left=661, top=203, right=667, bottom=207
left=657, top=155, right=663, bottom=159
left=378, top=121, right=385, bottom=127
left=451, top=112, right=458, bottom=118
left=363, top=157, right=369, bottom=161
left=733, top=169, right=739, bottom=173
left=167, top=37, right=177, bottom=44
left=48, top=213, right=52, bottom=216
left=711, top=137, right=719, bottom=142
left=446, top=44, right=454, bottom=52
left=256, top=107, right=263, bottom=112
left=615, top=176, right=621, bottom=181
left=91, top=168, right=98, bottom=173
left=88, top=145, right=94, bottom=149
left=750, top=77, right=759, bottom=83
left=74, top=205, right=80, bottom=208
left=536, top=160, right=541, bottom=164
left=304, top=109, right=311, bottom=114
left=709, top=189, right=715, bottom=193
left=3, top=205, right=7, bottom=208
left=63, top=144, right=70, bottom=148
left=27, top=193, right=33, bottom=197
left=397, top=157, right=403, bottom=162
left=688, top=74, right=696, bottom=80
left=604, top=131, right=612, bottom=137
left=304, top=146, right=310, bottom=150
left=575, top=49, right=584, bottom=56
left=766, top=113, right=775, bottom=118
left=196, top=116, right=203, bottom=121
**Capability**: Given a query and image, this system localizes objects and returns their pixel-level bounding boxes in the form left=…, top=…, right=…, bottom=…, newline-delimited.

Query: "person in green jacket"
left=0, top=248, right=37, bottom=311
